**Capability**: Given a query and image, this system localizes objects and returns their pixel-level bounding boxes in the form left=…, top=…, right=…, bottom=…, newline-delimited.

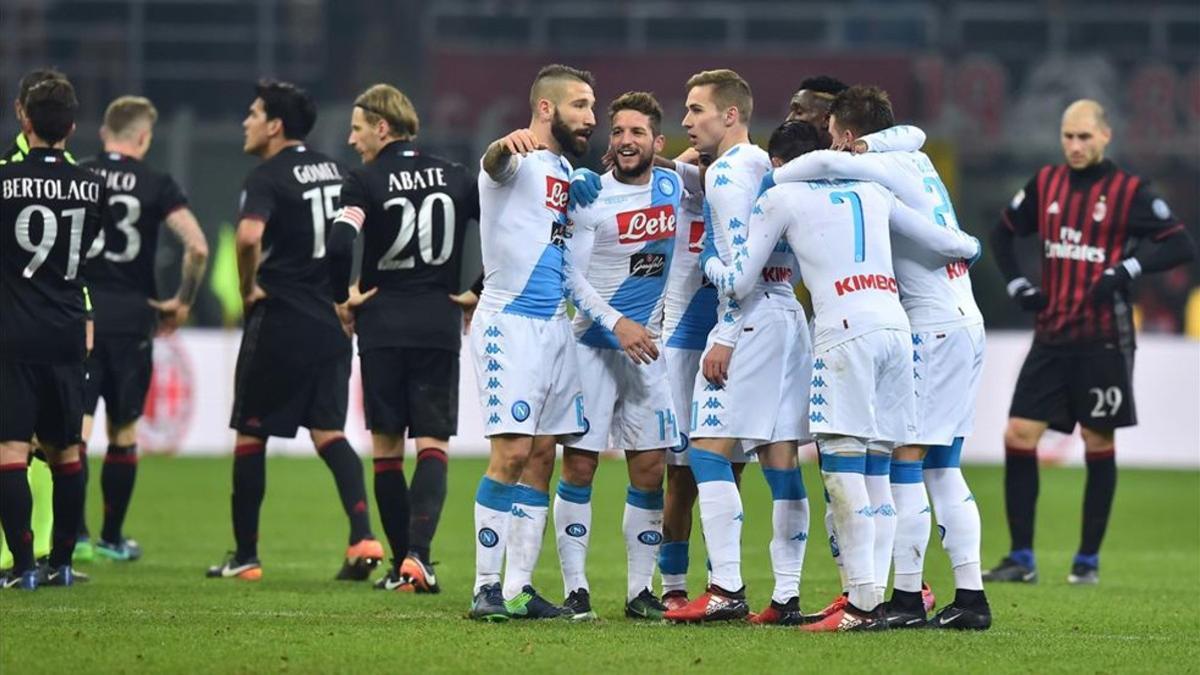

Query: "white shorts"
left=809, top=328, right=916, bottom=445
left=564, top=343, right=677, bottom=452
left=470, top=309, right=585, bottom=437
left=689, top=304, right=812, bottom=447
left=665, top=346, right=751, bottom=466
left=911, top=323, right=985, bottom=446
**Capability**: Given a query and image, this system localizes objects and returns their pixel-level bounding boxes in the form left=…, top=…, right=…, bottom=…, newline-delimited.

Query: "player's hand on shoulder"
left=498, top=129, right=545, bottom=157
left=703, top=343, right=733, bottom=388
left=449, top=289, right=479, bottom=334
left=569, top=168, right=602, bottom=210
left=149, top=296, right=191, bottom=336
left=1007, top=277, right=1048, bottom=312
left=849, top=139, right=870, bottom=154
left=613, top=317, right=659, bottom=365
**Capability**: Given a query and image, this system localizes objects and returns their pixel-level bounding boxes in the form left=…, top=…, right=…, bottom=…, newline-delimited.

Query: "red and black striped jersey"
left=1002, top=159, right=1186, bottom=347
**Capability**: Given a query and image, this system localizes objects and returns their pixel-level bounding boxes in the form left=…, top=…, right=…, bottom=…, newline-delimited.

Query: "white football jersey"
left=706, top=179, right=979, bottom=350
left=567, top=168, right=683, bottom=347
left=476, top=149, right=573, bottom=318
left=773, top=133, right=983, bottom=332
left=662, top=186, right=717, bottom=350
left=703, top=142, right=798, bottom=346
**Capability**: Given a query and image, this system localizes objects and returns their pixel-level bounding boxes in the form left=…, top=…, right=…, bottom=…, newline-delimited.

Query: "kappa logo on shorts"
left=637, top=531, right=663, bottom=546
left=485, top=342, right=503, bottom=355
left=811, top=376, right=826, bottom=388
left=486, top=359, right=503, bottom=372
left=486, top=395, right=502, bottom=407
left=478, top=527, right=499, bottom=548
left=703, top=382, right=720, bottom=392
left=813, top=358, right=827, bottom=371
left=913, top=351, right=922, bottom=363
left=511, top=400, right=531, bottom=422
left=484, top=326, right=503, bottom=338
left=566, top=523, right=588, bottom=537
left=912, top=334, right=924, bottom=346
left=486, top=377, right=502, bottom=390
left=702, top=397, right=723, bottom=410
left=810, top=394, right=827, bottom=406
left=701, top=414, right=722, bottom=427
left=488, top=413, right=502, bottom=425
left=809, top=412, right=828, bottom=424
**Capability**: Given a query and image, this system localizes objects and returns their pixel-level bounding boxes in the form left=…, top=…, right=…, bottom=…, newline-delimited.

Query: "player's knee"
left=1004, top=418, right=1044, bottom=450
left=371, top=433, right=405, bottom=459
left=627, top=451, right=665, bottom=491
left=1080, top=427, right=1115, bottom=454
left=111, top=422, right=138, bottom=447
left=560, top=448, right=597, bottom=486
left=893, top=444, right=925, bottom=462
left=310, top=429, right=344, bottom=449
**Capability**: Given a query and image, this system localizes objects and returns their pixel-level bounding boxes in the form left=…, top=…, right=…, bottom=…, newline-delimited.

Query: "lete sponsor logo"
left=617, top=204, right=676, bottom=244
left=139, top=334, right=194, bottom=452
left=546, top=176, right=569, bottom=213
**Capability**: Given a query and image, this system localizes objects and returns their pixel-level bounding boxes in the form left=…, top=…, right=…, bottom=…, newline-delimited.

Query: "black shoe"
left=205, top=552, right=262, bottom=580
left=373, top=563, right=405, bottom=591
left=802, top=602, right=887, bottom=632
left=505, top=585, right=572, bottom=619
left=564, top=588, right=599, bottom=621
left=39, top=564, right=86, bottom=587
left=1, top=568, right=38, bottom=590
left=983, top=556, right=1037, bottom=583
left=624, top=588, right=668, bottom=620
left=928, top=602, right=993, bottom=630
left=882, top=602, right=927, bottom=629
left=748, top=596, right=805, bottom=626
left=469, top=582, right=509, bottom=622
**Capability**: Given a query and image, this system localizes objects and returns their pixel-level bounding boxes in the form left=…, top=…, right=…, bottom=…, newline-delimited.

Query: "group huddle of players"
left=3, top=59, right=1191, bottom=636
left=464, top=65, right=989, bottom=632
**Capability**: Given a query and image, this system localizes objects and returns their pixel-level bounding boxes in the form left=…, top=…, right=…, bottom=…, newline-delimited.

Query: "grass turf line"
left=1, top=456, right=1197, bottom=673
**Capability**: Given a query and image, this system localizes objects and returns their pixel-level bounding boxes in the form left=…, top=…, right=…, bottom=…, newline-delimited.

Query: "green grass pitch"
left=1, top=456, right=1197, bottom=673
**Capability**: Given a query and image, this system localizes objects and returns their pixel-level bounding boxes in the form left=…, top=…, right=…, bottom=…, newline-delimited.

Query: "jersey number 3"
left=379, top=192, right=456, bottom=270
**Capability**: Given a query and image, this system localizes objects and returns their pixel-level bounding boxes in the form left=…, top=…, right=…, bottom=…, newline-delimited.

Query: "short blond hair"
left=354, top=84, right=419, bottom=139
left=103, top=96, right=157, bottom=138
left=686, top=69, right=753, bottom=124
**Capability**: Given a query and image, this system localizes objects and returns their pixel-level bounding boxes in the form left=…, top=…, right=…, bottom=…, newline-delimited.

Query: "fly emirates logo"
left=1045, top=226, right=1106, bottom=263
left=617, top=204, right=676, bottom=244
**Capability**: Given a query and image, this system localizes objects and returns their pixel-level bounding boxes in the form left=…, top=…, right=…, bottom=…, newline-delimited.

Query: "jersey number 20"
left=379, top=192, right=456, bottom=270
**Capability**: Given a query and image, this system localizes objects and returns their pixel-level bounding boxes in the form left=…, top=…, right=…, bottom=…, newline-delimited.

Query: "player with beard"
left=207, top=81, right=382, bottom=582
left=468, top=65, right=610, bottom=621
left=545, top=92, right=678, bottom=621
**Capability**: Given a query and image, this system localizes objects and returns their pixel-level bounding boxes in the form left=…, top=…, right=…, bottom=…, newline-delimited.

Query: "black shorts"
left=84, top=333, right=153, bottom=426
left=229, top=309, right=351, bottom=438
left=360, top=347, right=458, bottom=439
left=1009, top=342, right=1137, bottom=433
left=0, top=360, right=86, bottom=448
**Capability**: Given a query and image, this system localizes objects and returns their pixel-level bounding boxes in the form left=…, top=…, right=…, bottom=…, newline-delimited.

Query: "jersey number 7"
left=829, top=190, right=865, bottom=263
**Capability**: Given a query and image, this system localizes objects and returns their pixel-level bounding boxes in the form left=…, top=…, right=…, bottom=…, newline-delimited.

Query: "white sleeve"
left=773, top=150, right=895, bottom=188
left=563, top=215, right=621, bottom=331
left=674, top=160, right=703, bottom=195
left=703, top=191, right=787, bottom=301
left=480, top=153, right=521, bottom=187
left=888, top=198, right=980, bottom=261
left=704, top=166, right=760, bottom=347
left=859, top=125, right=926, bottom=153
